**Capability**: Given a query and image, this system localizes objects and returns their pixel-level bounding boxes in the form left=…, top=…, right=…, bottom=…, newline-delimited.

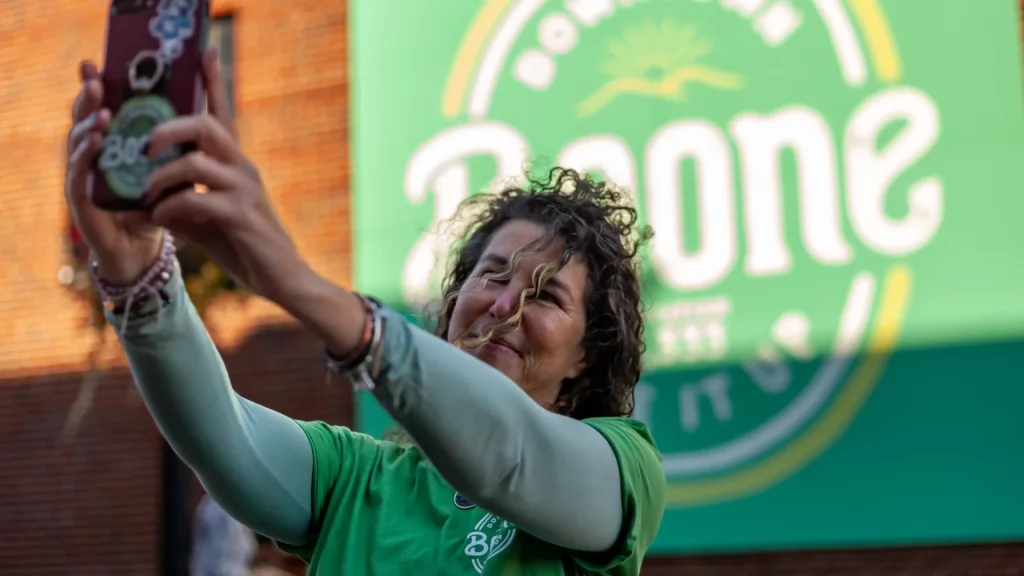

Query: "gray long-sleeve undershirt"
left=114, top=272, right=623, bottom=551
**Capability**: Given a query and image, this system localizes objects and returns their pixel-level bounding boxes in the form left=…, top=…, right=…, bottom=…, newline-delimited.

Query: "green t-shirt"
left=278, top=417, right=665, bottom=575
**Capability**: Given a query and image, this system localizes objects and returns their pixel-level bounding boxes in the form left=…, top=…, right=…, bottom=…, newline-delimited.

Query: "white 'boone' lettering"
left=731, top=107, right=852, bottom=276
left=403, top=123, right=529, bottom=303
left=463, top=532, right=489, bottom=557
left=647, top=119, right=738, bottom=290
left=401, top=87, right=942, bottom=301
left=557, top=135, right=638, bottom=205
left=846, top=87, right=943, bottom=255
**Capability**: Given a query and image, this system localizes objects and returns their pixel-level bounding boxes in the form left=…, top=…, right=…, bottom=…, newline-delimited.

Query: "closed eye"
left=538, top=290, right=561, bottom=305
left=477, top=268, right=563, bottom=306
left=479, top=269, right=508, bottom=284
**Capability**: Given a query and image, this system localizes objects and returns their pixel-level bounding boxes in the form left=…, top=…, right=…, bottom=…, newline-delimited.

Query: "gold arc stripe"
left=664, top=266, right=913, bottom=507
left=436, top=0, right=908, bottom=500
left=845, top=0, right=904, bottom=83
left=440, top=1, right=906, bottom=114
left=441, top=0, right=515, bottom=118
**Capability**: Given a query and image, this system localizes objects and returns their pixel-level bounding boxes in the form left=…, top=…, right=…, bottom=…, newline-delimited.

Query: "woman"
left=64, top=51, right=666, bottom=575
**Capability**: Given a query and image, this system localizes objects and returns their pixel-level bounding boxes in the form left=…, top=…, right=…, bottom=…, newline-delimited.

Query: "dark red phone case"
left=91, top=0, right=210, bottom=211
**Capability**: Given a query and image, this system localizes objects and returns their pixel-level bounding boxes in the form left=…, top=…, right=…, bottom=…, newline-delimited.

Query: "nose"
left=488, top=284, right=520, bottom=320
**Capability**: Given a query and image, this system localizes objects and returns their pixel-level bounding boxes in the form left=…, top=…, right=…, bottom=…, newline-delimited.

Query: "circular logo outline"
left=99, top=95, right=178, bottom=200
left=436, top=0, right=914, bottom=507
left=454, top=491, right=477, bottom=510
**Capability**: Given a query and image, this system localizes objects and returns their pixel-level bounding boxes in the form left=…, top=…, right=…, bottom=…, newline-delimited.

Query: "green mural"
left=350, top=0, right=1024, bottom=553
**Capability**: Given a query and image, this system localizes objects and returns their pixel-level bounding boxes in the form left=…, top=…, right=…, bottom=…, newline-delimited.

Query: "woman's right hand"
left=65, top=61, right=164, bottom=285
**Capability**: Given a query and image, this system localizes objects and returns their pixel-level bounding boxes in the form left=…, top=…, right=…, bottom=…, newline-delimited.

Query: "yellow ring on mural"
left=846, top=0, right=903, bottom=83
left=438, top=1, right=910, bottom=503
left=442, top=0, right=905, bottom=115
left=441, top=0, right=514, bottom=118
left=664, top=266, right=912, bottom=507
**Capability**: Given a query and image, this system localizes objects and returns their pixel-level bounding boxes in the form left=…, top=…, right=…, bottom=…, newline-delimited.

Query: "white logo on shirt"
left=463, top=513, right=517, bottom=574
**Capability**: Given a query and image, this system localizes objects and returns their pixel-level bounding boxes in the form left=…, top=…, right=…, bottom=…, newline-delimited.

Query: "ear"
left=565, top=343, right=587, bottom=380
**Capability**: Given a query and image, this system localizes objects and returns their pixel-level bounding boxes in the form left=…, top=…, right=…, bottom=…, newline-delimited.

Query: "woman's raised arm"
left=114, top=270, right=314, bottom=545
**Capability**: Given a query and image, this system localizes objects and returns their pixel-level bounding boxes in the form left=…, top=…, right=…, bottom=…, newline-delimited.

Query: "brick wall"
left=0, top=0, right=350, bottom=378
left=0, top=0, right=350, bottom=574
left=0, top=325, right=347, bottom=574
left=0, top=0, right=1021, bottom=574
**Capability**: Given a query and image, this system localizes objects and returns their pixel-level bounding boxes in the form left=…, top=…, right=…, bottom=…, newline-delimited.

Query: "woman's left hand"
left=143, top=53, right=312, bottom=307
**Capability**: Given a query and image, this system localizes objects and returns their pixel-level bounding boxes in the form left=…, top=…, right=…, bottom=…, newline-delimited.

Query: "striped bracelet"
left=89, top=233, right=177, bottom=332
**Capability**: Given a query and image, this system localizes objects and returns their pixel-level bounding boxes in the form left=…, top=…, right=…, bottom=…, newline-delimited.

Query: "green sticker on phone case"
left=98, top=95, right=179, bottom=200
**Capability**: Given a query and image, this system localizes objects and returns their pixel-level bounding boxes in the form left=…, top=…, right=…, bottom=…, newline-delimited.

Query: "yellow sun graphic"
left=578, top=20, right=744, bottom=117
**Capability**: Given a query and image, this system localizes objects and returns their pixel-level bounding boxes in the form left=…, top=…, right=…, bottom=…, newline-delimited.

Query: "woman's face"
left=447, top=220, right=589, bottom=406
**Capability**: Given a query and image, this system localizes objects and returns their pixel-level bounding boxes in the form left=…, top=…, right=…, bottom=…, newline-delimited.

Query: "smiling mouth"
left=481, top=339, right=520, bottom=357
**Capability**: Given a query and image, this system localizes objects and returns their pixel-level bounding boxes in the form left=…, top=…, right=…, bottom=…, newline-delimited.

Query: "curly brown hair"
left=434, top=167, right=652, bottom=420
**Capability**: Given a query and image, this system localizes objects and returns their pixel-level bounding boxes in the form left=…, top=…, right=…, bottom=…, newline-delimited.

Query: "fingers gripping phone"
left=91, top=0, right=210, bottom=211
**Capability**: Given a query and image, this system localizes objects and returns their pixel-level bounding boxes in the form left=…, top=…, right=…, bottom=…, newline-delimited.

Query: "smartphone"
left=91, top=0, right=210, bottom=211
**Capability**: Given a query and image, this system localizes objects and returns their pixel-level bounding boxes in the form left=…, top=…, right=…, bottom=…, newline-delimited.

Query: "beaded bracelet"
left=90, top=232, right=177, bottom=333
left=325, top=295, right=384, bottom=391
